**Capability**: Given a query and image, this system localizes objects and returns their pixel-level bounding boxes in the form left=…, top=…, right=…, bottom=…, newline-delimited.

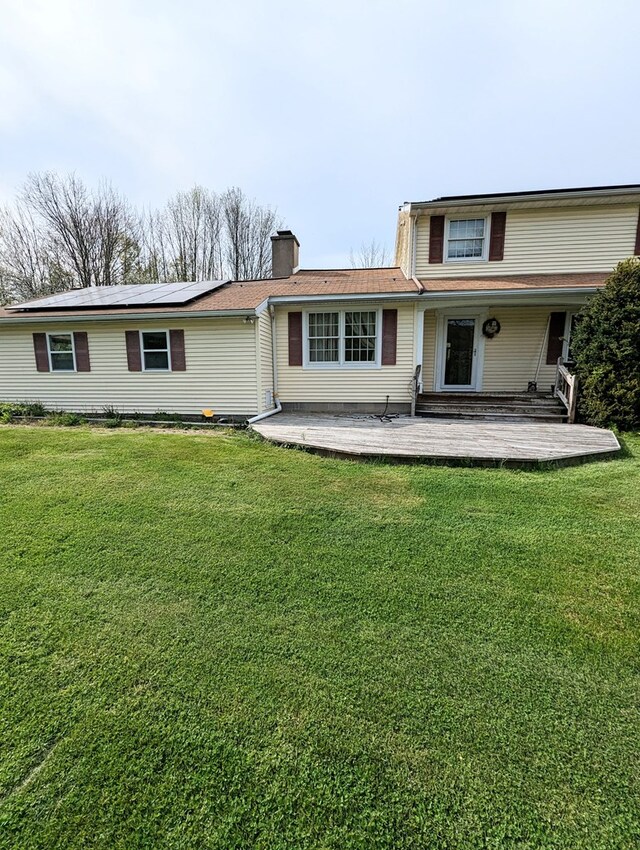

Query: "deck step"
left=415, top=392, right=567, bottom=423
left=416, top=398, right=562, bottom=411
left=418, top=393, right=557, bottom=404
left=416, top=409, right=566, bottom=423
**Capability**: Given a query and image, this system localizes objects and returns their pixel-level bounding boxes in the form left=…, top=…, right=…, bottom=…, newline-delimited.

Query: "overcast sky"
left=1, top=0, right=639, bottom=268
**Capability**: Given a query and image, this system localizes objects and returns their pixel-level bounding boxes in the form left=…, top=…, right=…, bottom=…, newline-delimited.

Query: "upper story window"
left=446, top=218, right=487, bottom=261
left=47, top=333, right=76, bottom=371
left=140, top=331, right=171, bottom=371
left=306, top=310, right=380, bottom=367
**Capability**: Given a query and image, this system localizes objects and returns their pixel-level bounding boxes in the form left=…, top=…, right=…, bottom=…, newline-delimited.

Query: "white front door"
left=437, top=316, right=481, bottom=391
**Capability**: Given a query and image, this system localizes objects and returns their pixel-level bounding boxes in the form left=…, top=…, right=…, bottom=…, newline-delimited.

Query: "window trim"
left=444, top=216, right=489, bottom=263
left=139, top=329, right=172, bottom=372
left=302, top=309, right=382, bottom=369
left=46, top=332, right=77, bottom=373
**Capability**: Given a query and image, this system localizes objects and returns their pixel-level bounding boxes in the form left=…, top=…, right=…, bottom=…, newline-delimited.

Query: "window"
left=47, top=333, right=76, bottom=371
left=306, top=310, right=379, bottom=367
left=141, top=331, right=170, bottom=371
left=446, top=218, right=487, bottom=261
left=308, top=312, right=339, bottom=363
left=344, top=311, right=377, bottom=362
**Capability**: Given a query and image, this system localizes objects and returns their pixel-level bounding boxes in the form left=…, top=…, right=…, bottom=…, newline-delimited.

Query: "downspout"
left=247, top=304, right=282, bottom=424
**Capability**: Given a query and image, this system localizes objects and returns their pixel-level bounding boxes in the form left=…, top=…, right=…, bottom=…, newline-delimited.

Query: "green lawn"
left=0, top=426, right=639, bottom=849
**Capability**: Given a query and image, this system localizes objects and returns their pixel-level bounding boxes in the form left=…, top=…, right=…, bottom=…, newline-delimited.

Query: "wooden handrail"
left=554, top=357, right=578, bottom=423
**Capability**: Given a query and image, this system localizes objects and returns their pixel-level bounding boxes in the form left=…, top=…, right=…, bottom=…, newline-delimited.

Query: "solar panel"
left=8, top=280, right=228, bottom=311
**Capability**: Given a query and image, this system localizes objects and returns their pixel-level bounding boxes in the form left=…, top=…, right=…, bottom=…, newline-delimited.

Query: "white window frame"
left=46, top=332, right=77, bottom=373
left=444, top=216, right=489, bottom=263
left=139, top=329, right=172, bottom=372
left=302, top=309, right=382, bottom=369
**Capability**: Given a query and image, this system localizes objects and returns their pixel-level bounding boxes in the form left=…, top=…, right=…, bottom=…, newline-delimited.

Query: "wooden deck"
left=251, top=414, right=621, bottom=467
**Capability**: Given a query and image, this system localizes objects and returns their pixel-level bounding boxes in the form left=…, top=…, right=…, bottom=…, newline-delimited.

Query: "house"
left=0, top=184, right=639, bottom=422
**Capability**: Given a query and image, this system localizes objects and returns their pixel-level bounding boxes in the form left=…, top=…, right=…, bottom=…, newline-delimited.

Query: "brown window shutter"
left=33, top=333, right=50, bottom=372
left=488, top=211, right=507, bottom=261
left=125, top=331, right=142, bottom=371
left=288, top=312, right=303, bottom=366
left=73, top=332, right=91, bottom=372
left=634, top=207, right=640, bottom=256
left=546, top=312, right=566, bottom=364
left=169, top=329, right=186, bottom=371
left=428, top=215, right=445, bottom=264
left=381, top=309, right=398, bottom=365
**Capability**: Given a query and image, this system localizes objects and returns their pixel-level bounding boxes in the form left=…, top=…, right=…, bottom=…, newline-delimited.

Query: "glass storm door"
left=442, top=317, right=477, bottom=389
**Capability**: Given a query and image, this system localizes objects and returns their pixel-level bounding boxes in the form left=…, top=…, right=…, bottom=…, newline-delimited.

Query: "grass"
left=0, top=425, right=639, bottom=849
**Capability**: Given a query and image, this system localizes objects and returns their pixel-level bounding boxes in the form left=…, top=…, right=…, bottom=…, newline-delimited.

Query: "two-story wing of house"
left=394, top=183, right=640, bottom=416
left=0, top=184, right=638, bottom=422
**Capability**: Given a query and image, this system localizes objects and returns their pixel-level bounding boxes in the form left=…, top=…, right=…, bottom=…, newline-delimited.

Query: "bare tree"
left=159, top=186, right=223, bottom=281
left=349, top=239, right=390, bottom=268
left=0, top=175, right=283, bottom=303
left=0, top=203, right=73, bottom=301
left=222, top=187, right=281, bottom=280
left=139, top=186, right=279, bottom=282
left=21, top=173, right=138, bottom=288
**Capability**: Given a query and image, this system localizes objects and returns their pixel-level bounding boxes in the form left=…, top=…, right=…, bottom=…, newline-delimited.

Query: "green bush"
left=0, top=401, right=47, bottom=422
left=571, top=258, right=640, bottom=430
left=102, top=404, right=122, bottom=421
left=45, top=412, right=86, bottom=427
left=153, top=410, right=184, bottom=423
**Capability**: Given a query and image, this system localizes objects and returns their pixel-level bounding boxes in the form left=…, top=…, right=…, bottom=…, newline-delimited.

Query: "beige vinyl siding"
left=256, top=311, right=274, bottom=412
left=421, top=310, right=437, bottom=391
left=420, top=307, right=571, bottom=394
left=275, top=302, right=415, bottom=405
left=481, top=307, right=564, bottom=393
left=415, top=204, right=639, bottom=277
left=0, top=317, right=258, bottom=416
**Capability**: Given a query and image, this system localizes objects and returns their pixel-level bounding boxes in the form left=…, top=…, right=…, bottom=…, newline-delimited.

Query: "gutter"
left=408, top=186, right=640, bottom=211
left=421, top=286, right=600, bottom=299
left=0, top=308, right=256, bottom=325
left=0, top=286, right=600, bottom=324
left=267, top=291, right=423, bottom=305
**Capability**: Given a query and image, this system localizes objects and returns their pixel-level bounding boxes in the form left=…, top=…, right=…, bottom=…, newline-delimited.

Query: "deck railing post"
left=554, top=357, right=563, bottom=398
left=568, top=375, right=578, bottom=424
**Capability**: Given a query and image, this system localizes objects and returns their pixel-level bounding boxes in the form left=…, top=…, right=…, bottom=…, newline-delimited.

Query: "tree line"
left=0, top=173, right=283, bottom=303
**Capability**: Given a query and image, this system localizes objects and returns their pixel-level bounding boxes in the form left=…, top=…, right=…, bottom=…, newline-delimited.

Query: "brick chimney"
left=271, top=230, right=299, bottom=278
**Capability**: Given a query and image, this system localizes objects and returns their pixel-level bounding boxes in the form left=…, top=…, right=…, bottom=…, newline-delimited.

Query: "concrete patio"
left=251, top=413, right=621, bottom=467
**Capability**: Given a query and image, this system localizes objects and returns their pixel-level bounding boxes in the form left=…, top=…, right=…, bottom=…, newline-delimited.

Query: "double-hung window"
left=446, top=218, right=487, bottom=261
left=141, top=331, right=171, bottom=371
left=344, top=311, right=377, bottom=363
left=306, top=310, right=379, bottom=367
left=47, top=333, right=76, bottom=371
left=308, top=312, right=339, bottom=363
